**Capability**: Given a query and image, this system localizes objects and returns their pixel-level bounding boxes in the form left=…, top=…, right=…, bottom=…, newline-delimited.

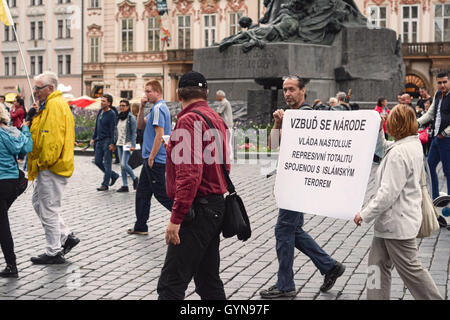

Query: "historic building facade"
left=0, top=0, right=83, bottom=105
left=83, top=0, right=449, bottom=102
left=83, top=0, right=263, bottom=102
left=355, top=0, right=450, bottom=97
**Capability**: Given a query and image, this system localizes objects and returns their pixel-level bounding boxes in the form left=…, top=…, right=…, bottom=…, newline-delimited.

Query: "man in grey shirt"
left=216, top=90, right=233, bottom=128
left=216, top=90, right=233, bottom=159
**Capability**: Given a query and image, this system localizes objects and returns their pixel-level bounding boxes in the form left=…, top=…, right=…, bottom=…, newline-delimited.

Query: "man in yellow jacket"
left=28, top=71, right=80, bottom=265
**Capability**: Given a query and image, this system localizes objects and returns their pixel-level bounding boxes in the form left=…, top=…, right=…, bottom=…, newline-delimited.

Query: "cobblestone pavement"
left=0, top=156, right=448, bottom=300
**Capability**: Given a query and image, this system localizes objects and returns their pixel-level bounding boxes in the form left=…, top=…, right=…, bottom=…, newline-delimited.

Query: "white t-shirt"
left=116, top=118, right=127, bottom=146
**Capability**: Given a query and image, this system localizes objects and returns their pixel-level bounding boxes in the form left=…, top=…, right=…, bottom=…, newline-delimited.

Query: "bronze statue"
left=219, top=0, right=367, bottom=53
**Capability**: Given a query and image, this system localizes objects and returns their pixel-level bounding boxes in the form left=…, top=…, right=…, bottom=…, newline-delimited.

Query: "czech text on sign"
left=274, top=110, right=380, bottom=220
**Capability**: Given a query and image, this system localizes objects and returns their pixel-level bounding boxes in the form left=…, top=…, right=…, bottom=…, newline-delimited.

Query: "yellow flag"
left=0, top=0, right=14, bottom=26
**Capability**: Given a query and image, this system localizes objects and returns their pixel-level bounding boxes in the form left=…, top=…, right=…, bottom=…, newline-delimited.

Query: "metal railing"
left=402, top=42, right=450, bottom=57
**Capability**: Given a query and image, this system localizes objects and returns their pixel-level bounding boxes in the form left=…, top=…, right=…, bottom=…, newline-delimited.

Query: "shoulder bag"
left=191, top=110, right=251, bottom=241
left=417, top=167, right=439, bottom=238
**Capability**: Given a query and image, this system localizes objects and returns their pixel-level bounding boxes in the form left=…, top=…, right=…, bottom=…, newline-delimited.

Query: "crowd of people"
left=0, top=69, right=448, bottom=301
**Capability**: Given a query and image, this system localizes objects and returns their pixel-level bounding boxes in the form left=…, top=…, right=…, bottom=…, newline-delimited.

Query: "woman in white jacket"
left=354, top=104, right=442, bottom=300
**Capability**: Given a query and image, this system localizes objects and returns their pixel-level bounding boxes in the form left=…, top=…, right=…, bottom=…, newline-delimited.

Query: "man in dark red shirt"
left=157, top=71, right=230, bottom=300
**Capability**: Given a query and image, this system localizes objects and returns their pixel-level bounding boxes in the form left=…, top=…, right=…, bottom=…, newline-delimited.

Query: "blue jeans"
left=427, top=136, right=450, bottom=199
left=134, top=161, right=173, bottom=232
left=94, top=139, right=120, bottom=188
left=117, top=146, right=137, bottom=187
left=275, top=209, right=336, bottom=291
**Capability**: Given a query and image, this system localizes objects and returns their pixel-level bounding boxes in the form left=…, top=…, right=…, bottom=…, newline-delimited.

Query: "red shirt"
left=166, top=101, right=230, bottom=224
left=10, top=106, right=25, bottom=129
left=374, top=105, right=390, bottom=133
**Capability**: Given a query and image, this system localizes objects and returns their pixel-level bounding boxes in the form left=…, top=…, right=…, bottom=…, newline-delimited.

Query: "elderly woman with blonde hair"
left=0, top=106, right=32, bottom=278
left=354, top=104, right=443, bottom=300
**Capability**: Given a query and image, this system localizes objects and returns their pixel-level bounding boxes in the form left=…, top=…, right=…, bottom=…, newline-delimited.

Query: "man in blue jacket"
left=90, top=94, right=120, bottom=191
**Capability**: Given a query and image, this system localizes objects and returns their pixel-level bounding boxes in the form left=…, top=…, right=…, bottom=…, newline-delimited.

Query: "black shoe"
left=320, top=262, right=346, bottom=292
left=31, top=253, right=66, bottom=265
left=63, top=233, right=80, bottom=255
left=97, top=185, right=108, bottom=191
left=0, top=265, right=18, bottom=278
left=133, top=177, right=139, bottom=190
left=260, top=285, right=296, bottom=299
left=117, top=186, right=129, bottom=193
left=438, top=216, right=448, bottom=228
left=110, top=175, right=119, bottom=186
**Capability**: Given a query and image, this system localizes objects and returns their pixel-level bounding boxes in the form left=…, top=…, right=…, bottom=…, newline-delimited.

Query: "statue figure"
left=219, top=0, right=367, bottom=53
left=259, top=0, right=290, bottom=24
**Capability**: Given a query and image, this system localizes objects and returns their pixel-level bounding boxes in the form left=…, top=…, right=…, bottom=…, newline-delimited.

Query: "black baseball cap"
left=178, top=71, right=208, bottom=89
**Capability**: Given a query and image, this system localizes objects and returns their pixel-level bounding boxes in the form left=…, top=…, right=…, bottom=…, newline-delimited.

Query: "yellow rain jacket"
left=28, top=90, right=75, bottom=181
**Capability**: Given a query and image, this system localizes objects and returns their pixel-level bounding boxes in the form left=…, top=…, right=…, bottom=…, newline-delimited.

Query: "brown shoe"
left=126, top=228, right=148, bottom=235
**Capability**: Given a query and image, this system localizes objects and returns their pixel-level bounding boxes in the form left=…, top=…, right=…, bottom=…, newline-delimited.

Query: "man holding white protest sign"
left=261, top=76, right=355, bottom=299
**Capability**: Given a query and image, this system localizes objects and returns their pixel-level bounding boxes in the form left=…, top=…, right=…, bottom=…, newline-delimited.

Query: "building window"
left=58, top=55, right=63, bottom=75
left=57, top=20, right=63, bottom=38
left=120, top=90, right=133, bottom=100
left=435, top=4, right=450, bottom=42
left=90, top=0, right=99, bottom=8
left=402, top=5, right=419, bottom=43
left=38, top=56, right=43, bottom=74
left=65, top=19, right=71, bottom=38
left=11, top=57, right=16, bottom=76
left=229, top=12, right=243, bottom=36
left=203, top=15, right=217, bottom=47
left=30, top=56, right=35, bottom=75
left=90, top=37, right=99, bottom=63
left=4, top=57, right=9, bottom=76
left=121, top=18, right=133, bottom=53
left=178, top=15, right=191, bottom=49
left=38, top=21, right=44, bottom=40
left=30, top=21, right=36, bottom=40
left=4, top=25, right=9, bottom=41
left=8, top=0, right=17, bottom=7
left=148, top=17, right=160, bottom=52
left=368, top=6, right=387, bottom=28
left=65, top=54, right=71, bottom=75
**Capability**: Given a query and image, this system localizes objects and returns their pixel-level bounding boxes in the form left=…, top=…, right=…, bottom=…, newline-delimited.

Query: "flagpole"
left=11, top=23, right=35, bottom=104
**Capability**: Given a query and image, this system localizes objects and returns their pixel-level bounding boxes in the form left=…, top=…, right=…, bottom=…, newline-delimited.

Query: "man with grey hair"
left=216, top=90, right=233, bottom=128
left=216, top=90, right=234, bottom=158
left=28, top=71, right=80, bottom=265
left=335, top=91, right=350, bottom=110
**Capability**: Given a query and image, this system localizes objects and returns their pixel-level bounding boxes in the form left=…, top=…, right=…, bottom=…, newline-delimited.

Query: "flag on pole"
left=0, top=0, right=14, bottom=26
left=16, top=84, right=21, bottom=94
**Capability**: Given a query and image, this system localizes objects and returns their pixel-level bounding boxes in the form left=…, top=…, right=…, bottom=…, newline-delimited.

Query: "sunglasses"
left=437, top=81, right=448, bottom=85
left=33, top=84, right=50, bottom=91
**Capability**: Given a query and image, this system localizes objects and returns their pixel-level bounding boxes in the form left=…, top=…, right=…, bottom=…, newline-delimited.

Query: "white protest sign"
left=274, top=110, right=380, bottom=220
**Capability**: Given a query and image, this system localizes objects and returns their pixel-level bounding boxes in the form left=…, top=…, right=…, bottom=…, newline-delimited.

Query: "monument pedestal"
left=194, top=26, right=405, bottom=121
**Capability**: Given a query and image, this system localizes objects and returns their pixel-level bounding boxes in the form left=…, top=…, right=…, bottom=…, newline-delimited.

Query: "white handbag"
left=417, top=168, right=440, bottom=238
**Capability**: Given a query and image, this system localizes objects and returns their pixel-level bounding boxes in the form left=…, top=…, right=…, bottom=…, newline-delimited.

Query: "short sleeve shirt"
left=142, top=100, right=172, bottom=163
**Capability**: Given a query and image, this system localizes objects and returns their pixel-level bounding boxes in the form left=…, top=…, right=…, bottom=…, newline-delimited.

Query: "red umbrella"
left=69, top=96, right=97, bottom=108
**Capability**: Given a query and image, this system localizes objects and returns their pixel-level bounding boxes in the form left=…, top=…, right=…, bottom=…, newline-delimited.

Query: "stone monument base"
left=194, top=26, right=405, bottom=122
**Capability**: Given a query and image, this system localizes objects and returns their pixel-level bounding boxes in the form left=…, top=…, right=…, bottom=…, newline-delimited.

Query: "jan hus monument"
left=193, top=0, right=405, bottom=122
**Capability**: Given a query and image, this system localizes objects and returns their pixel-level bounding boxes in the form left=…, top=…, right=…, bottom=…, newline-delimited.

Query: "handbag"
left=16, top=165, right=28, bottom=196
left=191, top=110, right=251, bottom=241
left=417, top=167, right=439, bottom=238
left=128, top=149, right=143, bottom=169
left=0, top=132, right=28, bottom=196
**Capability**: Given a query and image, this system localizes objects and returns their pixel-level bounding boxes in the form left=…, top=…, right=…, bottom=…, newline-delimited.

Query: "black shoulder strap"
left=190, top=109, right=235, bottom=194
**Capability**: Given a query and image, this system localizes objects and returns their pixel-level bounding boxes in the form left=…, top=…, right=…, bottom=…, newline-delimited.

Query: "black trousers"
left=157, top=194, right=226, bottom=300
left=0, top=179, right=18, bottom=266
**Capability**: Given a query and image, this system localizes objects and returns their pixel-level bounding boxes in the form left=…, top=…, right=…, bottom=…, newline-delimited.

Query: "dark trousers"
left=0, top=179, right=18, bottom=266
left=157, top=195, right=226, bottom=300
left=94, top=138, right=119, bottom=188
left=134, top=161, right=173, bottom=232
left=428, top=136, right=450, bottom=199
